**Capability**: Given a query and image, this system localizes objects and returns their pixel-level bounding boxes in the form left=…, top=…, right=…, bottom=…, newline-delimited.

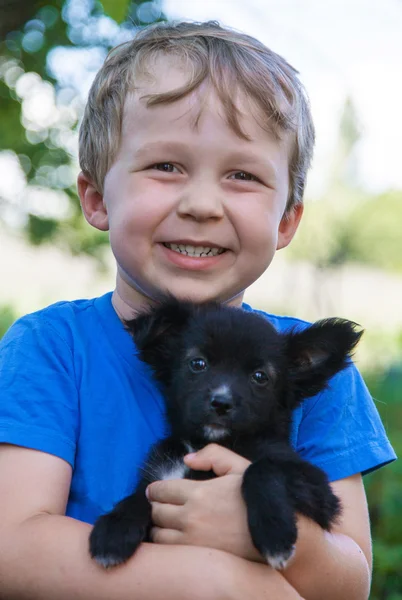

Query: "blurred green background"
left=0, top=0, right=401, bottom=597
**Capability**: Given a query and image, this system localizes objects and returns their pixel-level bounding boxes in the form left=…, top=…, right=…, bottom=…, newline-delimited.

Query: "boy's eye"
left=152, top=163, right=178, bottom=173
left=189, top=358, right=208, bottom=373
left=251, top=370, right=269, bottom=386
left=230, top=171, right=258, bottom=182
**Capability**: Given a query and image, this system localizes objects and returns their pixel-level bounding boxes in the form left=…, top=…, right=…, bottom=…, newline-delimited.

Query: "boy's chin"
left=117, top=272, right=245, bottom=307
left=117, top=262, right=252, bottom=307
left=155, top=277, right=247, bottom=306
left=161, top=287, right=245, bottom=306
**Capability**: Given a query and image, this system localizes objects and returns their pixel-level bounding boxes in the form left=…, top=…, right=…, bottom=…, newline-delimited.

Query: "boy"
left=0, top=20, right=395, bottom=600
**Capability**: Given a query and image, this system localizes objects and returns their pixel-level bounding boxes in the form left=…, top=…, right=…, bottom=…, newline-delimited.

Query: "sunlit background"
left=0, top=1, right=401, bottom=596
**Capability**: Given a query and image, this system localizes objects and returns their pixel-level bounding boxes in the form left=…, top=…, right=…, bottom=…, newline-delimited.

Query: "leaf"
left=27, top=215, right=59, bottom=245
left=100, top=0, right=131, bottom=23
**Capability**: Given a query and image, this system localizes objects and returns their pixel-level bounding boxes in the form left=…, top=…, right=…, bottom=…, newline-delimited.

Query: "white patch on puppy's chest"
left=158, top=459, right=189, bottom=481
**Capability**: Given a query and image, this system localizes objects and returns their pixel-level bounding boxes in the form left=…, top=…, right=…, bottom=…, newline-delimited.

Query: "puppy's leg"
left=281, top=458, right=341, bottom=531
left=241, top=453, right=341, bottom=570
left=89, top=477, right=151, bottom=568
left=241, top=460, right=297, bottom=570
left=89, top=438, right=187, bottom=568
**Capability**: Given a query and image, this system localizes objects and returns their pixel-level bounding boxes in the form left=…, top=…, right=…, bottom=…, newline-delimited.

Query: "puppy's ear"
left=124, top=299, right=193, bottom=377
left=286, top=319, right=363, bottom=400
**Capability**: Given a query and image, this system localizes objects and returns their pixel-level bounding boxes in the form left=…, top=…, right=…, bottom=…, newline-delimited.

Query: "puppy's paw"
left=247, top=503, right=297, bottom=571
left=264, top=544, right=296, bottom=570
left=89, top=512, right=147, bottom=569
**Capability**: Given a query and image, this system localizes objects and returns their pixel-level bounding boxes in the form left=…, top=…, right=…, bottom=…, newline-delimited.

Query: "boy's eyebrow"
left=133, top=141, right=188, bottom=158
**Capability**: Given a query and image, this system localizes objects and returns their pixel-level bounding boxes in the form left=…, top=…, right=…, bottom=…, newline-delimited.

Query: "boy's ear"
left=77, top=171, right=109, bottom=231
left=276, top=203, right=303, bottom=250
left=124, top=299, right=194, bottom=378
left=286, top=318, right=363, bottom=400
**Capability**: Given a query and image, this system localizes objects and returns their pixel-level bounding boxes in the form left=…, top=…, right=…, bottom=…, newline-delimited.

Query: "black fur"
left=89, top=299, right=362, bottom=569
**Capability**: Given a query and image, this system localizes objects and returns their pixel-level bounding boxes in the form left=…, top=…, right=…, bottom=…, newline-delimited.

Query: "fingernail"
left=184, top=452, right=196, bottom=460
left=145, top=486, right=150, bottom=499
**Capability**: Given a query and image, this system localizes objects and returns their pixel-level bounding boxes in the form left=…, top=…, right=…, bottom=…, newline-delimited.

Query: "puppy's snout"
left=210, top=390, right=233, bottom=416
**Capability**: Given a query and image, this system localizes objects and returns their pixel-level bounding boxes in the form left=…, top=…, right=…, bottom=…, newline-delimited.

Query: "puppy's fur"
left=90, top=299, right=362, bottom=569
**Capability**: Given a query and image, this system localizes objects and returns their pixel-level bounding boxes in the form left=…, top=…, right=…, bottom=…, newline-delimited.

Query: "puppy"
left=90, top=299, right=362, bottom=569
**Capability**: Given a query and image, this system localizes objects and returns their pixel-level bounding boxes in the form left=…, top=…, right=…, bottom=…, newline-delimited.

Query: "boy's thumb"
left=183, top=444, right=250, bottom=477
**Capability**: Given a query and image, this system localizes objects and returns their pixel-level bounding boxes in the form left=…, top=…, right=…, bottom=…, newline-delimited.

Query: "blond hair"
left=79, top=20, right=315, bottom=210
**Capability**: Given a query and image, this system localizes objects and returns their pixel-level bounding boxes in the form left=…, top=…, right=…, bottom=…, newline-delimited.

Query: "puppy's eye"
left=251, top=370, right=269, bottom=386
left=189, top=358, right=208, bottom=373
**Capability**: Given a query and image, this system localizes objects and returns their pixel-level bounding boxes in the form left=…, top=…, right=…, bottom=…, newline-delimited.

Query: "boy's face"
left=80, top=56, right=302, bottom=309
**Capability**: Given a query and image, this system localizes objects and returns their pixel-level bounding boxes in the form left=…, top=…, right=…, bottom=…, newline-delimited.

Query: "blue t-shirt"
left=0, top=293, right=396, bottom=525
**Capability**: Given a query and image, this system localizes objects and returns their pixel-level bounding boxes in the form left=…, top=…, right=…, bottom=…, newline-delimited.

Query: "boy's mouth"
left=163, top=242, right=226, bottom=258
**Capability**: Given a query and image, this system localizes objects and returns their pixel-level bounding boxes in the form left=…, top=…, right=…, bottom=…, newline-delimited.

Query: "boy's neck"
left=111, top=284, right=153, bottom=322
left=111, top=272, right=248, bottom=323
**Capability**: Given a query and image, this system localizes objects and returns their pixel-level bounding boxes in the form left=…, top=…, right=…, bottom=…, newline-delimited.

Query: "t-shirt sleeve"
left=0, top=314, right=78, bottom=467
left=295, top=362, right=397, bottom=482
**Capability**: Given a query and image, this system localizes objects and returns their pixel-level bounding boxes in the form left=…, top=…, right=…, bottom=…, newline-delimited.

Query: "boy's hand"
left=146, top=445, right=263, bottom=562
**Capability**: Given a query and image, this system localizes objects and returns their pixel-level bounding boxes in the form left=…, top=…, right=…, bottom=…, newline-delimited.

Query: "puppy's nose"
left=210, top=391, right=233, bottom=416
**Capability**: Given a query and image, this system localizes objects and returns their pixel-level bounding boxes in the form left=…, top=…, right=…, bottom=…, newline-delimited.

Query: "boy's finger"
left=184, top=444, right=250, bottom=476
left=151, top=501, right=184, bottom=530
left=150, top=526, right=183, bottom=545
left=146, top=478, right=196, bottom=504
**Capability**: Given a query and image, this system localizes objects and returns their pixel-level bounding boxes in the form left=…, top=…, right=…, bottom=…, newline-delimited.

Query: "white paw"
left=93, top=554, right=124, bottom=569
left=264, top=545, right=296, bottom=570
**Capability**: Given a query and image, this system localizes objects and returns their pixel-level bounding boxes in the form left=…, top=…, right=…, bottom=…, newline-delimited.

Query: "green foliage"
left=27, top=214, right=59, bottom=244
left=100, top=0, right=131, bottom=23
left=0, top=305, right=17, bottom=339
left=289, top=189, right=402, bottom=274
left=346, top=192, right=402, bottom=273
left=286, top=194, right=357, bottom=269
left=287, top=97, right=402, bottom=275
left=363, top=361, right=402, bottom=598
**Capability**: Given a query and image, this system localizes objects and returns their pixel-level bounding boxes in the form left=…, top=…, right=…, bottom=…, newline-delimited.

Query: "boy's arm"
left=147, top=445, right=371, bottom=600
left=0, top=444, right=303, bottom=600
left=283, top=474, right=371, bottom=600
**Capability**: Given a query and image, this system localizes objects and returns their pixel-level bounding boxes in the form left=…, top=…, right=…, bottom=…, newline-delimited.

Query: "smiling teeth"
left=164, top=243, right=225, bottom=257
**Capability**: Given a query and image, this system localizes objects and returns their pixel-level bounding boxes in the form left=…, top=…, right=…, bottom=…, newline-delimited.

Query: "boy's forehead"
left=122, top=86, right=289, bottom=155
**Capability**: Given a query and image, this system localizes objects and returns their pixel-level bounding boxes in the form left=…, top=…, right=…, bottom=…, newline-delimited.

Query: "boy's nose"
left=210, top=390, right=233, bottom=416
left=177, top=183, right=224, bottom=221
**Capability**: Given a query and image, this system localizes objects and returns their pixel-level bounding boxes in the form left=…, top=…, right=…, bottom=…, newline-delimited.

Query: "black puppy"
left=90, top=299, right=362, bottom=569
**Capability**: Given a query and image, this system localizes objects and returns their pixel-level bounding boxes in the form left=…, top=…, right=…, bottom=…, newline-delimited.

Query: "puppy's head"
left=126, top=300, right=362, bottom=443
